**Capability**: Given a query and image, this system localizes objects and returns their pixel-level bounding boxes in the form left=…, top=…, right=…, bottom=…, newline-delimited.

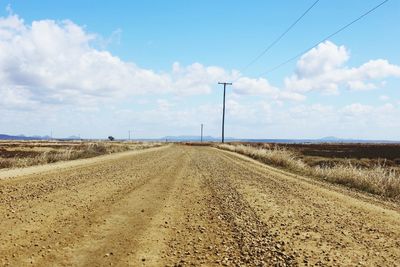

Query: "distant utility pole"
left=201, top=124, right=203, bottom=143
left=218, top=82, right=232, bottom=143
left=128, top=130, right=131, bottom=141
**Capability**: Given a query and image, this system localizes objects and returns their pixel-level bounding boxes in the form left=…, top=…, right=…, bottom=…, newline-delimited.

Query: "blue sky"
left=1, top=0, right=400, bottom=139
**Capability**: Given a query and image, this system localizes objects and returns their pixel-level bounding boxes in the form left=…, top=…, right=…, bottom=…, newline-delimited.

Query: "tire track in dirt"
left=164, top=147, right=294, bottom=266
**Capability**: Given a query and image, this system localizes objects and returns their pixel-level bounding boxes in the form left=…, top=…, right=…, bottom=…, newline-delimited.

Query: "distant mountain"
left=65, top=135, right=81, bottom=140
left=0, top=134, right=54, bottom=140
left=0, top=134, right=39, bottom=140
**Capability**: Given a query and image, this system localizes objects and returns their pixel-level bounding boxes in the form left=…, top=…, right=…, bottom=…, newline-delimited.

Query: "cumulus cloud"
left=233, top=77, right=305, bottom=101
left=285, top=41, right=400, bottom=94
left=0, top=14, right=166, bottom=106
left=233, top=77, right=277, bottom=95
left=341, top=103, right=373, bottom=116
left=0, top=13, right=247, bottom=110
left=295, top=41, right=349, bottom=78
left=171, top=62, right=237, bottom=95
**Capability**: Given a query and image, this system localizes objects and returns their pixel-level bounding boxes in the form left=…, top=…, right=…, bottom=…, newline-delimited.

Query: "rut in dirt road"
left=1, top=145, right=399, bottom=266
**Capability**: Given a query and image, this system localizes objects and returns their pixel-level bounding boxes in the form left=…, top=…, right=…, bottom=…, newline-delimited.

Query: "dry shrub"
left=217, top=143, right=400, bottom=201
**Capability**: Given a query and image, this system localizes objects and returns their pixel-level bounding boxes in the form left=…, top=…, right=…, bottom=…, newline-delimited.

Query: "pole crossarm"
left=218, top=82, right=232, bottom=85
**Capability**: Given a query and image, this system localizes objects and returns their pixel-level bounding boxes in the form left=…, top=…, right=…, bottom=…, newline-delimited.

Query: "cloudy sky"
left=1, top=0, right=400, bottom=140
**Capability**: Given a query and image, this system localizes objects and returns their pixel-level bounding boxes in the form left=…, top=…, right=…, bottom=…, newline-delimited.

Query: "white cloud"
left=379, top=95, right=390, bottom=101
left=295, top=41, right=349, bottom=78
left=278, top=91, right=306, bottom=101
left=226, top=99, right=257, bottom=121
left=0, top=14, right=166, bottom=106
left=0, top=86, right=37, bottom=109
left=285, top=41, right=400, bottom=94
left=354, top=59, right=400, bottom=79
left=233, top=77, right=305, bottom=101
left=156, top=99, right=174, bottom=111
left=0, top=13, right=247, bottom=110
left=346, top=80, right=377, bottom=91
left=341, top=103, right=373, bottom=116
left=233, top=77, right=278, bottom=95
left=170, top=62, right=237, bottom=95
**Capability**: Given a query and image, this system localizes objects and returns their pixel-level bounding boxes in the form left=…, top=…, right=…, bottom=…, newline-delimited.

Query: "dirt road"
left=1, top=145, right=399, bottom=266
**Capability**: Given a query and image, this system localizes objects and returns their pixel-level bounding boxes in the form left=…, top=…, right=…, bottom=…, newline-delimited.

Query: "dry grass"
left=216, top=143, right=400, bottom=201
left=0, top=141, right=163, bottom=169
left=217, top=144, right=308, bottom=172
left=314, top=164, right=400, bottom=199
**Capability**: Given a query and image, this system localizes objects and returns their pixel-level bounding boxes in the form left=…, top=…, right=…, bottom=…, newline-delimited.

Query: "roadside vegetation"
left=216, top=143, right=400, bottom=201
left=0, top=141, right=163, bottom=169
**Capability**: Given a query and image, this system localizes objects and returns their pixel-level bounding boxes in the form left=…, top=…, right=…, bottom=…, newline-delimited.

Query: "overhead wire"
left=258, top=0, right=390, bottom=76
left=241, top=0, right=321, bottom=73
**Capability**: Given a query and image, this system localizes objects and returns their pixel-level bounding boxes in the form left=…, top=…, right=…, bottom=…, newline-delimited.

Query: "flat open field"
left=1, top=145, right=399, bottom=266
left=234, top=142, right=400, bottom=168
left=0, top=141, right=161, bottom=169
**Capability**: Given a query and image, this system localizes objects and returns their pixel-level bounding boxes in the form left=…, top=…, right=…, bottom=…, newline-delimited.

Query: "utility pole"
left=218, top=82, right=232, bottom=143
left=200, top=124, right=203, bottom=143
left=128, top=130, right=131, bottom=141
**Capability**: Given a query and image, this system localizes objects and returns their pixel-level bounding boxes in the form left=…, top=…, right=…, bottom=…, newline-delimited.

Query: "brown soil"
left=0, top=145, right=399, bottom=266
left=235, top=142, right=400, bottom=168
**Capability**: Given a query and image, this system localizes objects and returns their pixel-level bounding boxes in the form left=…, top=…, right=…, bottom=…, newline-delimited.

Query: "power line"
left=259, top=0, right=390, bottom=76
left=242, top=0, right=320, bottom=72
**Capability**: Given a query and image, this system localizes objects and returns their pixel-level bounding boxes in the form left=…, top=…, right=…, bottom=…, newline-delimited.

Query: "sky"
left=1, top=0, right=400, bottom=140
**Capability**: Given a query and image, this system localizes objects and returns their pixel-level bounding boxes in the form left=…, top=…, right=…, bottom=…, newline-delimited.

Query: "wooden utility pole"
left=201, top=124, right=203, bottom=142
left=218, top=82, right=232, bottom=143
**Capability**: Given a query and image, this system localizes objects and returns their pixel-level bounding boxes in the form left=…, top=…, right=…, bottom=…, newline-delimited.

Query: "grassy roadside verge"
left=215, top=143, right=400, bottom=201
left=0, top=142, right=163, bottom=169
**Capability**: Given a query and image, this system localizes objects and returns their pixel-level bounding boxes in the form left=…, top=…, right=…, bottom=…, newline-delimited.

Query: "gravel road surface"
left=1, top=145, right=399, bottom=266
